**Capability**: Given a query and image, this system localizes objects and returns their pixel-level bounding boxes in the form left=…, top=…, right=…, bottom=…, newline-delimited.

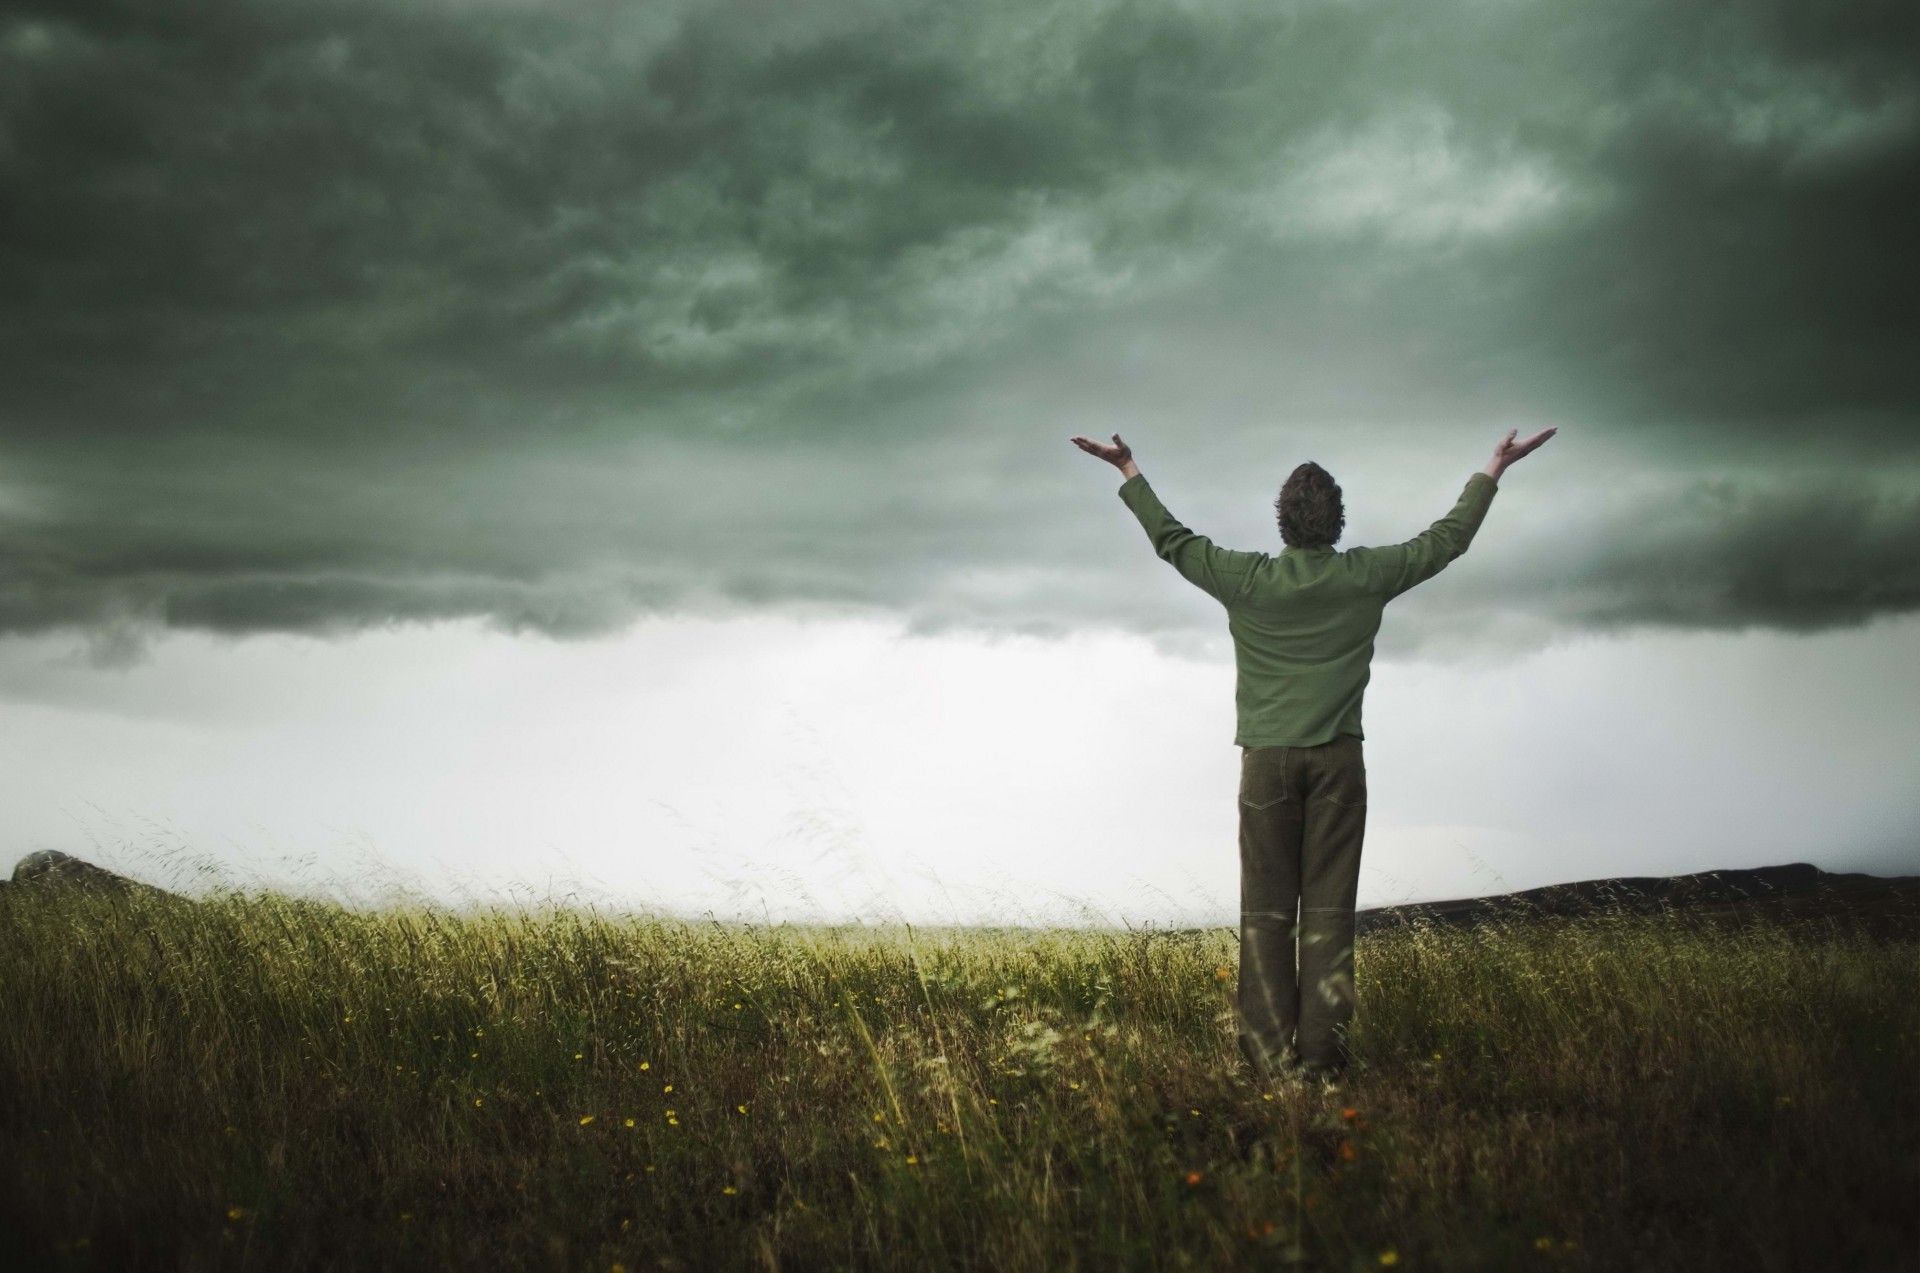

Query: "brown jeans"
left=1236, top=733, right=1367, bottom=1078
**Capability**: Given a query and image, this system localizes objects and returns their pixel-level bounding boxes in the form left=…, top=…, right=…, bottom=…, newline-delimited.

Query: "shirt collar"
left=1280, top=544, right=1336, bottom=555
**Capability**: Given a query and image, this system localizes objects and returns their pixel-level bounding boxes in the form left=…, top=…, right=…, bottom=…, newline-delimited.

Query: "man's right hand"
left=1484, top=426, right=1557, bottom=479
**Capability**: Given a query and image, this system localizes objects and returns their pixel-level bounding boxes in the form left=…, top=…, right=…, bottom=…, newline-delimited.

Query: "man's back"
left=1117, top=470, right=1498, bottom=748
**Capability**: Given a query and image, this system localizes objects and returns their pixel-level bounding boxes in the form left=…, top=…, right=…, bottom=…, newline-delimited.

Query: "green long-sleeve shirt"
left=1118, top=470, right=1498, bottom=748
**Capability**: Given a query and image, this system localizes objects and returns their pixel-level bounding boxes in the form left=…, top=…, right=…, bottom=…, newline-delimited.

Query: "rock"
left=9, top=850, right=173, bottom=898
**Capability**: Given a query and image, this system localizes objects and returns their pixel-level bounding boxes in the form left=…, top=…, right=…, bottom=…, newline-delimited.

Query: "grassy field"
left=0, top=883, right=1913, bottom=1271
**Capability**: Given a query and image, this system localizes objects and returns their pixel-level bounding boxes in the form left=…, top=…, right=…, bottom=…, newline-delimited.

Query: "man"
left=1069, top=426, right=1557, bottom=1086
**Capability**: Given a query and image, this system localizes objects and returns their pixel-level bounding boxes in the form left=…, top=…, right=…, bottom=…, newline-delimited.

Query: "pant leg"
left=1236, top=744, right=1304, bottom=1076
left=1296, top=734, right=1367, bottom=1075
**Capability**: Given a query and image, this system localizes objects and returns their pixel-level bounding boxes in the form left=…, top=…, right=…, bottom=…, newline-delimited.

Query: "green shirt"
left=1118, top=471, right=1498, bottom=748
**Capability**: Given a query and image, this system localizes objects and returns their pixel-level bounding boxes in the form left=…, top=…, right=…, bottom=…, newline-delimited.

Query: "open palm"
left=1070, top=432, right=1133, bottom=469
left=1492, top=427, right=1557, bottom=469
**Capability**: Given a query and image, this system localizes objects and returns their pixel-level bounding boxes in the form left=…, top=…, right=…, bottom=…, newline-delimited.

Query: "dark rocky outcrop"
left=3, top=850, right=177, bottom=901
left=1356, top=862, right=1920, bottom=939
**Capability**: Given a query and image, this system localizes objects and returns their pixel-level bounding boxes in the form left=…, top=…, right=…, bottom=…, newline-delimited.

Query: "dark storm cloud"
left=1371, top=471, right=1920, bottom=661
left=0, top=0, right=1915, bottom=657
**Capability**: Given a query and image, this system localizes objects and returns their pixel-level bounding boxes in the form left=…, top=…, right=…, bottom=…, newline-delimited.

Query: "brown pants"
left=1236, top=733, right=1367, bottom=1078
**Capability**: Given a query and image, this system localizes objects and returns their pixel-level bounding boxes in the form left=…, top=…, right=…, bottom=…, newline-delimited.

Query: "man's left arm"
left=1116, top=470, right=1258, bottom=607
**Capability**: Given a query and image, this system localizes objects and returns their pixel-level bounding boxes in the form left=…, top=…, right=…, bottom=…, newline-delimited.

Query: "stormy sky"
left=1, top=0, right=1915, bottom=920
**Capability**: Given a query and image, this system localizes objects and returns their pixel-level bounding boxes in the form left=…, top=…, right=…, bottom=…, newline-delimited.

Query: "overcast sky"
left=1, top=0, right=1915, bottom=922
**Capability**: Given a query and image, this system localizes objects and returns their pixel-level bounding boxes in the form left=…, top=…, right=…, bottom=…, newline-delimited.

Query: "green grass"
left=0, top=885, right=1913, bottom=1271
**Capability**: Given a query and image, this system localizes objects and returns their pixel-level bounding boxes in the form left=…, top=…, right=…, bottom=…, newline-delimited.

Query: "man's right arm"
left=1367, top=472, right=1499, bottom=600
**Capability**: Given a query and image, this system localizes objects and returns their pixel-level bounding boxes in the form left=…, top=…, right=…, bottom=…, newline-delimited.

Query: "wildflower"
left=1341, top=1107, right=1357, bottom=1121
left=343, top=1015, right=352, bottom=1023
left=664, top=1084, right=674, bottom=1093
left=1215, top=966, right=1231, bottom=980
left=1379, top=1251, right=1399, bottom=1267
left=736, top=1104, right=748, bottom=1114
left=575, top=1053, right=584, bottom=1060
left=645, top=1165, right=656, bottom=1173
left=1535, top=1237, right=1553, bottom=1250
left=1340, top=1141, right=1356, bottom=1162
left=624, top=1118, right=635, bottom=1128
left=733, top=1002, right=743, bottom=1010
left=872, top=1112, right=885, bottom=1123
left=227, top=1207, right=244, bottom=1221
left=640, top=1061, right=651, bottom=1070
left=474, top=1099, right=483, bottom=1107
left=722, top=1186, right=737, bottom=1195
left=1070, top=1082, right=1081, bottom=1090
left=905, top=1155, right=919, bottom=1165
left=1189, top=1109, right=1200, bottom=1117
left=579, top=1116, right=595, bottom=1126
left=1185, top=1171, right=1203, bottom=1185
left=470, top=1052, right=478, bottom=1059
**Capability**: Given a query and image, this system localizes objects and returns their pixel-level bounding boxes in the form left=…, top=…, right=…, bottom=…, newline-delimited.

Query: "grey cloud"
left=0, top=0, right=1915, bottom=655
left=1546, top=477, right=1920, bottom=633
left=1373, top=470, right=1920, bottom=662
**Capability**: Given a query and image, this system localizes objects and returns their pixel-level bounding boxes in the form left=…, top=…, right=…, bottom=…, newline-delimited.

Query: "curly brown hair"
left=1275, top=462, right=1345, bottom=548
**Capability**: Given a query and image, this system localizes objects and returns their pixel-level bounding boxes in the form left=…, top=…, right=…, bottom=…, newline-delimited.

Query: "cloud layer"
left=1, top=0, right=1915, bottom=658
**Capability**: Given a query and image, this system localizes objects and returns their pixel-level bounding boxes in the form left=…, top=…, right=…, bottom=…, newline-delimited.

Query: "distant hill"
left=1356, top=862, right=1920, bottom=939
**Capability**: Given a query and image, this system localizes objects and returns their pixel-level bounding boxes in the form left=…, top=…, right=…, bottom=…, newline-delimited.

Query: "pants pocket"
left=1320, top=736, right=1367, bottom=808
left=1239, top=747, right=1292, bottom=810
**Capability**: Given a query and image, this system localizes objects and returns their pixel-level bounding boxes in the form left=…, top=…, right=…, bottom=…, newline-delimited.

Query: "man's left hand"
left=1070, top=432, right=1134, bottom=471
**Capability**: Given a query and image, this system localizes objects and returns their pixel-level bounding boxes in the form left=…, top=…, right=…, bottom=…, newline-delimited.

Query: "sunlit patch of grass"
left=0, top=884, right=1912, bottom=1269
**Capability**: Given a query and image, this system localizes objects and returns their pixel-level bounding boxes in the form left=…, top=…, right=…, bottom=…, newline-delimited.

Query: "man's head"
left=1275, top=462, right=1345, bottom=549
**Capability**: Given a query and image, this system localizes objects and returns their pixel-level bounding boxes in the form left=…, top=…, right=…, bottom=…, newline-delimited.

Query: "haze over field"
left=1, top=0, right=1915, bottom=921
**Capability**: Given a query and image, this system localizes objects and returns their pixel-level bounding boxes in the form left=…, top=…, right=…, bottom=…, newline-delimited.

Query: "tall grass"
left=1, top=885, right=1913, bottom=1270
